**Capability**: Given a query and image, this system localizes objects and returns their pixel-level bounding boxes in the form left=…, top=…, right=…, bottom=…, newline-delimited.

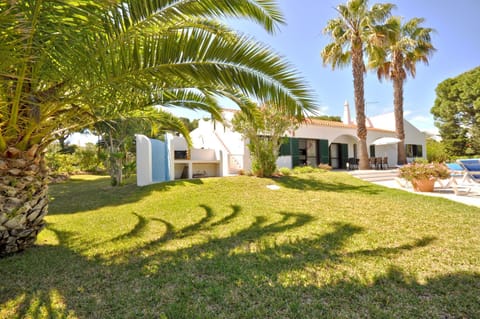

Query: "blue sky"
left=175, top=0, right=480, bottom=134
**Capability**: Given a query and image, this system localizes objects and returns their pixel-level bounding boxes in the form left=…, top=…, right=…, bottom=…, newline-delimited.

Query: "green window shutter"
left=319, top=139, right=329, bottom=164
left=291, top=138, right=300, bottom=167
left=370, top=145, right=375, bottom=157
left=279, top=137, right=291, bottom=156
left=340, top=143, right=348, bottom=168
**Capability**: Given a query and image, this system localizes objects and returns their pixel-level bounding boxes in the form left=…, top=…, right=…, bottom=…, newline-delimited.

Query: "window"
left=406, top=144, right=423, bottom=158
left=279, top=138, right=329, bottom=167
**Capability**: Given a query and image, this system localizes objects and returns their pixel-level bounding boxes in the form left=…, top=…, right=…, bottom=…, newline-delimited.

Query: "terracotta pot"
left=412, top=178, right=435, bottom=192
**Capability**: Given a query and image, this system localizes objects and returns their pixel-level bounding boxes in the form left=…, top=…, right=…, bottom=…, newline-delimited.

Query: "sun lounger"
left=394, top=175, right=411, bottom=188
left=436, top=163, right=467, bottom=188
left=452, top=159, right=480, bottom=195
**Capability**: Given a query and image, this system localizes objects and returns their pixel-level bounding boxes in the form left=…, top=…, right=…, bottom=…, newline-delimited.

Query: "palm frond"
left=1, top=0, right=315, bottom=152
left=80, top=19, right=316, bottom=116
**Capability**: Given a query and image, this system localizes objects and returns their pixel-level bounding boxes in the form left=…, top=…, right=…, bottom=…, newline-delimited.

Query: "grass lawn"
left=1, top=171, right=479, bottom=318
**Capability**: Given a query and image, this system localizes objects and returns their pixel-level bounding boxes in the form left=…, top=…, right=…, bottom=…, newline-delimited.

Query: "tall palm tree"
left=321, top=0, right=394, bottom=169
left=0, top=0, right=316, bottom=255
left=369, top=16, right=435, bottom=164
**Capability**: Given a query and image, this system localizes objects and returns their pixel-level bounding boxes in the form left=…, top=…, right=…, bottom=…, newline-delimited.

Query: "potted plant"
left=399, top=161, right=450, bottom=192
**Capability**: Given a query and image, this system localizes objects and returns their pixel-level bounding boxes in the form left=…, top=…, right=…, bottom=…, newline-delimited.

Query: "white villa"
left=136, top=102, right=426, bottom=186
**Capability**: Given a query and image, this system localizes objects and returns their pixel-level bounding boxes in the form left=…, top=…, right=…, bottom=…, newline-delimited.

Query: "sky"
left=69, top=0, right=480, bottom=145
left=173, top=0, right=480, bottom=134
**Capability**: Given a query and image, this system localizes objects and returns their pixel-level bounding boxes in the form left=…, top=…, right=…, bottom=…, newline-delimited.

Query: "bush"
left=292, top=166, right=318, bottom=174
left=45, top=152, right=78, bottom=174
left=75, top=143, right=105, bottom=172
left=278, top=167, right=291, bottom=176
left=45, top=142, right=104, bottom=175
left=426, top=139, right=450, bottom=162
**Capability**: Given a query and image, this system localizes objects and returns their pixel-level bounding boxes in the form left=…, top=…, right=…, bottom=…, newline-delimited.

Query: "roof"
left=220, top=109, right=396, bottom=134
left=307, top=118, right=395, bottom=133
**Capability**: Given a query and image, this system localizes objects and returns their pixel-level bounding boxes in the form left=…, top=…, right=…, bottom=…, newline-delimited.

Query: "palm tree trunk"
left=352, top=45, right=369, bottom=170
left=0, top=145, right=49, bottom=256
left=393, top=76, right=407, bottom=165
left=107, top=133, right=124, bottom=186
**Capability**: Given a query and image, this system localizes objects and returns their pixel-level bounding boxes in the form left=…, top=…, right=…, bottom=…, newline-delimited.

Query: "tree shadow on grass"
left=1, top=204, right=478, bottom=318
left=48, top=176, right=204, bottom=215
left=273, top=174, right=384, bottom=195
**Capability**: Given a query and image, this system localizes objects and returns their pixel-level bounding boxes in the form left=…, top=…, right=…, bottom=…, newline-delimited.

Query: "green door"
left=340, top=143, right=349, bottom=169
left=291, top=138, right=300, bottom=167
left=318, top=139, right=329, bottom=164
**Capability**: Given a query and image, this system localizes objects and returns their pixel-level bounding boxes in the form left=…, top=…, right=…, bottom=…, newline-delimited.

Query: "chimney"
left=342, top=100, right=351, bottom=124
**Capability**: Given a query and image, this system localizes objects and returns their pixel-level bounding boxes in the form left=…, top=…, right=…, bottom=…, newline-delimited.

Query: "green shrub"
left=45, top=142, right=105, bottom=174
left=292, top=166, right=317, bottom=174
left=123, top=159, right=136, bottom=178
left=278, top=167, right=291, bottom=176
left=45, top=152, right=78, bottom=174
left=412, top=157, right=428, bottom=164
left=426, top=139, right=450, bottom=162
left=74, top=143, right=104, bottom=172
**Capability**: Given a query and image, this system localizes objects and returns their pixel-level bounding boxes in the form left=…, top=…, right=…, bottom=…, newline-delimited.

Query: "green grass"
left=1, top=172, right=479, bottom=318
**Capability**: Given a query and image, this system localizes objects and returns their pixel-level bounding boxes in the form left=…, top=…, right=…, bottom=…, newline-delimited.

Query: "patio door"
left=330, top=144, right=339, bottom=168
left=330, top=143, right=348, bottom=169
left=306, top=139, right=317, bottom=167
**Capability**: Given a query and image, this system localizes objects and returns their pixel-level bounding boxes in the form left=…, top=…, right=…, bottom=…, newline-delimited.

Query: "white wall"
left=136, top=134, right=152, bottom=186
left=294, top=123, right=357, bottom=142
left=172, top=135, right=188, bottom=150
left=190, top=116, right=246, bottom=175
left=190, top=149, right=217, bottom=161
left=404, top=120, right=427, bottom=160
left=276, top=155, right=292, bottom=169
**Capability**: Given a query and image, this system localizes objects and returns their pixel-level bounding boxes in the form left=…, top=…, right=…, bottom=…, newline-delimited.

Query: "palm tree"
left=0, top=0, right=316, bottom=255
left=369, top=16, right=435, bottom=164
left=321, top=0, right=394, bottom=169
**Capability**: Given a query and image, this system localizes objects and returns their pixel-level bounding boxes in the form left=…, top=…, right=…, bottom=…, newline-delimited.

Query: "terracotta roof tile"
left=306, top=118, right=395, bottom=133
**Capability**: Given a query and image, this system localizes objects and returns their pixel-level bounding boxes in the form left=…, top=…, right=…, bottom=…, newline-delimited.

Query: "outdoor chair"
left=394, top=163, right=410, bottom=188
left=394, top=176, right=410, bottom=188
left=347, top=157, right=358, bottom=170
left=369, top=157, right=377, bottom=169
left=381, top=157, right=388, bottom=170
left=451, top=159, right=480, bottom=195
left=436, top=163, right=467, bottom=188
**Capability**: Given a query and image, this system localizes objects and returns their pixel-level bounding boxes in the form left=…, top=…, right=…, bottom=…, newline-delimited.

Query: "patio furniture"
left=347, top=157, right=358, bottom=170
left=436, top=163, right=467, bottom=188
left=381, top=157, right=388, bottom=170
left=452, top=159, right=480, bottom=195
left=394, top=176, right=410, bottom=188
